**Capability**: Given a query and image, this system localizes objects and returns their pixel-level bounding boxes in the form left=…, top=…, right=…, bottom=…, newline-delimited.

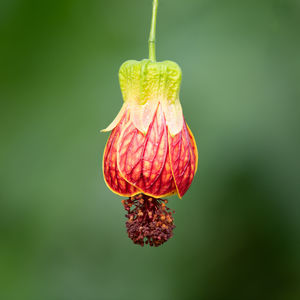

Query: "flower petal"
left=103, top=110, right=139, bottom=196
left=130, top=99, right=159, bottom=135
left=101, top=103, right=127, bottom=132
left=117, top=104, right=176, bottom=197
left=149, top=146, right=177, bottom=197
left=161, top=98, right=183, bottom=136
left=168, top=120, right=198, bottom=198
left=187, top=123, right=198, bottom=174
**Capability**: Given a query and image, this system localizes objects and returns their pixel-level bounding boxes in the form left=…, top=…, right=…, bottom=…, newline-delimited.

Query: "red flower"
left=102, top=60, right=198, bottom=199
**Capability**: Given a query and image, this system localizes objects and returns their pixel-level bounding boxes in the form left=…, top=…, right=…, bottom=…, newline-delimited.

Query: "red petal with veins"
left=150, top=147, right=177, bottom=196
left=187, top=124, right=198, bottom=174
left=117, top=104, right=176, bottom=197
left=168, top=120, right=197, bottom=198
left=103, top=111, right=139, bottom=196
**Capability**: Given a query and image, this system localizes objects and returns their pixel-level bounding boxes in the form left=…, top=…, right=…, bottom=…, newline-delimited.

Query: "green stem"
left=148, top=0, right=158, bottom=61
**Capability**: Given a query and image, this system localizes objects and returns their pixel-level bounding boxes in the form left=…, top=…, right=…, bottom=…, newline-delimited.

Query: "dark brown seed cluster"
left=122, top=194, right=175, bottom=247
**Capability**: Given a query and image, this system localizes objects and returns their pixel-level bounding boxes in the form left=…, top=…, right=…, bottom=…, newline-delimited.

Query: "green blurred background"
left=1, top=0, right=300, bottom=299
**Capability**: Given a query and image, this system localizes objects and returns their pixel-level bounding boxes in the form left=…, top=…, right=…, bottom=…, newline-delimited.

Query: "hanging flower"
left=103, top=59, right=198, bottom=198
left=101, top=1, right=198, bottom=247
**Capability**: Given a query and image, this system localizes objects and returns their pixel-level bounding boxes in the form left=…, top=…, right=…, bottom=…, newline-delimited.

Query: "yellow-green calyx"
left=119, top=59, right=181, bottom=105
left=103, top=59, right=184, bottom=136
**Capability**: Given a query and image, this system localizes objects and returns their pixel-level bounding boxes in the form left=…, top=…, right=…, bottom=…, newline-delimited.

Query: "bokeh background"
left=1, top=0, right=300, bottom=299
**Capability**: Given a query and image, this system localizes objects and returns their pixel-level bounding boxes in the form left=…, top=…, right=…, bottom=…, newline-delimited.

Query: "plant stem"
left=148, top=0, right=158, bottom=61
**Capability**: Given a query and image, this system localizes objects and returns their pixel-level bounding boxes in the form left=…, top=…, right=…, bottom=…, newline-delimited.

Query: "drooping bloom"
left=102, top=59, right=198, bottom=246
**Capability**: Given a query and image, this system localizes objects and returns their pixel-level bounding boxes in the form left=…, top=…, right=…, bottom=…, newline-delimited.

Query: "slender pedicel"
left=149, top=0, right=158, bottom=61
